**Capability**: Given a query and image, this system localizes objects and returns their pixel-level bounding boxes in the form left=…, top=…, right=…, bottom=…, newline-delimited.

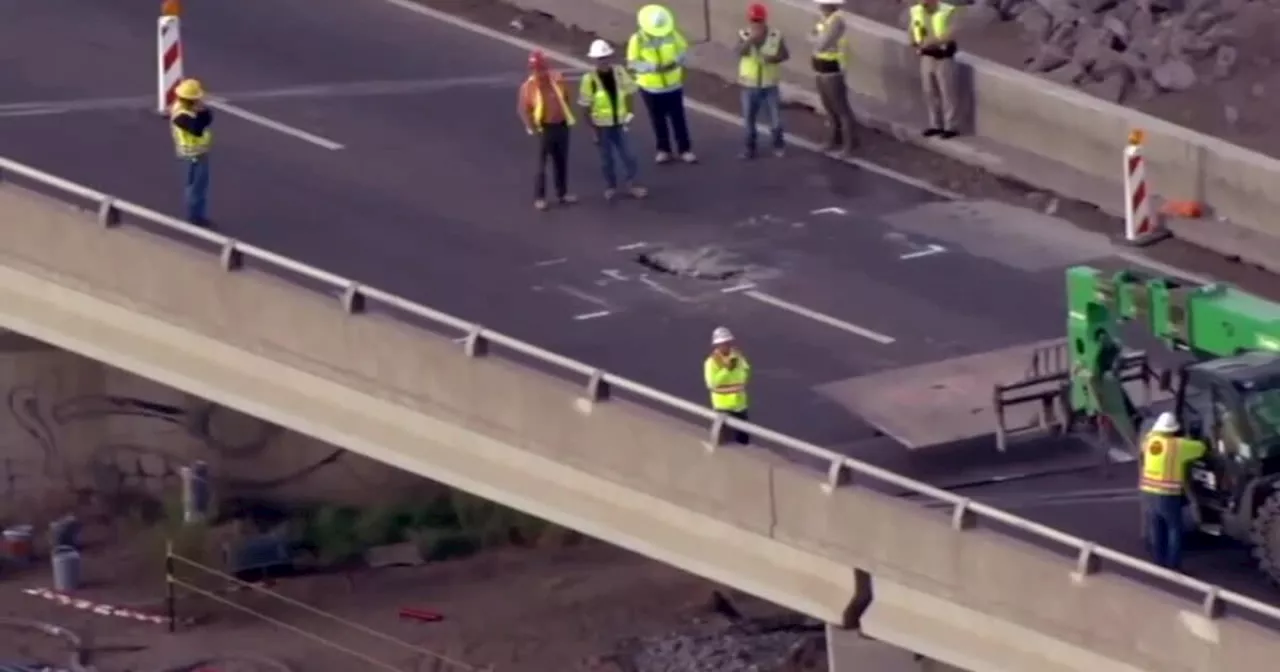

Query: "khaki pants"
left=920, top=56, right=959, bottom=131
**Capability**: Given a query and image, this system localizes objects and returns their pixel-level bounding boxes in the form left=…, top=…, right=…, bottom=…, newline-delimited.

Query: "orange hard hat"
left=528, top=50, right=547, bottom=71
left=747, top=3, right=767, bottom=21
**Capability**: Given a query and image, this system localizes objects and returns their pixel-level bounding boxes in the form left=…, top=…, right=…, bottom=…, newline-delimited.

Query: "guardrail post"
left=585, top=370, right=611, bottom=402
left=1071, top=544, right=1099, bottom=582
left=341, top=284, right=365, bottom=313
left=706, top=414, right=727, bottom=452
left=821, top=459, right=848, bottom=494
left=463, top=327, right=488, bottom=357
left=1201, top=588, right=1223, bottom=619
left=950, top=499, right=976, bottom=530
left=96, top=197, right=120, bottom=227
left=219, top=240, right=242, bottom=271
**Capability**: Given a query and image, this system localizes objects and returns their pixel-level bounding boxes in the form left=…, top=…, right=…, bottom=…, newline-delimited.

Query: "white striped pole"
left=1123, top=130, right=1165, bottom=245
left=157, top=12, right=183, bottom=114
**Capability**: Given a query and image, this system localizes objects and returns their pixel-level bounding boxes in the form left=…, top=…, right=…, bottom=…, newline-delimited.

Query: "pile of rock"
left=602, top=617, right=825, bottom=672
left=967, top=0, right=1243, bottom=101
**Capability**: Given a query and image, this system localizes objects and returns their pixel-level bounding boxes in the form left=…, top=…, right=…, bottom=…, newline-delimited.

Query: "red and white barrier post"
left=156, top=3, right=183, bottom=114
left=1123, top=130, right=1167, bottom=245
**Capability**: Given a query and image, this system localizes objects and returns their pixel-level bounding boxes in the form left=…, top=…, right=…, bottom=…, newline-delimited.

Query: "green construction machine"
left=1065, top=264, right=1280, bottom=582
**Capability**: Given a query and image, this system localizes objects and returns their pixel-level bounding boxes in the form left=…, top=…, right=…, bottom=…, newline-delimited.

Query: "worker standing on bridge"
left=910, top=0, right=961, bottom=139
left=737, top=3, right=790, bottom=159
left=169, top=78, right=214, bottom=228
left=1140, top=412, right=1206, bottom=570
left=705, top=327, right=752, bottom=445
left=810, top=0, right=859, bottom=155
left=519, top=51, right=578, bottom=211
left=627, top=5, right=697, bottom=164
left=580, top=39, right=648, bottom=201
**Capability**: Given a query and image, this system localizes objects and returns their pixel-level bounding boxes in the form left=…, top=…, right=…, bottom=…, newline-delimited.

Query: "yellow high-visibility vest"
left=170, top=105, right=212, bottom=158
left=527, top=74, right=576, bottom=130
left=909, top=3, right=956, bottom=45
left=739, top=30, right=784, bottom=88
left=1139, top=433, right=1206, bottom=495
left=812, top=15, right=847, bottom=70
left=704, top=351, right=750, bottom=412
left=578, top=67, right=635, bottom=127
left=626, top=30, right=688, bottom=93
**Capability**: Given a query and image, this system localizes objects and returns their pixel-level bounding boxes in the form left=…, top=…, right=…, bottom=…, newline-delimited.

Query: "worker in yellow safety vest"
left=705, top=327, right=752, bottom=445
left=626, top=4, right=697, bottom=164
left=580, top=39, right=648, bottom=201
left=909, top=0, right=961, bottom=138
left=518, top=51, right=578, bottom=210
left=1139, top=412, right=1207, bottom=570
left=809, top=0, right=859, bottom=155
left=169, top=78, right=214, bottom=228
left=737, top=3, right=790, bottom=159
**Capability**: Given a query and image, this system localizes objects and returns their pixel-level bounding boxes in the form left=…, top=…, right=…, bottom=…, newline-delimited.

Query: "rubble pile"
left=969, top=0, right=1244, bottom=101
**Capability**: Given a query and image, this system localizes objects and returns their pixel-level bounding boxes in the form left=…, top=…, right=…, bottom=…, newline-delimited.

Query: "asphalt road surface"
left=1, top=0, right=1276, bottom=611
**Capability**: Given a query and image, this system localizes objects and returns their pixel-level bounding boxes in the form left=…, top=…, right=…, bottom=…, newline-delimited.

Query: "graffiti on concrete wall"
left=0, top=366, right=414, bottom=508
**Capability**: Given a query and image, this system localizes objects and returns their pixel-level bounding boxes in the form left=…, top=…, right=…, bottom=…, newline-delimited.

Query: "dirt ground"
left=1, top=531, right=823, bottom=672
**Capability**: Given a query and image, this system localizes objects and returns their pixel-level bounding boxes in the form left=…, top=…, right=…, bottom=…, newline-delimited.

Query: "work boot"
left=680, top=151, right=698, bottom=163
left=627, top=184, right=648, bottom=198
left=558, top=193, right=578, bottom=205
left=534, top=199, right=548, bottom=211
left=938, top=129, right=958, bottom=139
left=604, top=188, right=617, bottom=201
left=655, top=151, right=672, bottom=164
left=922, top=128, right=944, bottom=138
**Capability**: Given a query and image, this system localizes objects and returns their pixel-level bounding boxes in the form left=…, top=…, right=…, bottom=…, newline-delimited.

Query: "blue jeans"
left=596, top=125, right=638, bottom=189
left=1143, top=493, right=1185, bottom=569
left=182, top=154, right=210, bottom=224
left=741, top=86, right=783, bottom=154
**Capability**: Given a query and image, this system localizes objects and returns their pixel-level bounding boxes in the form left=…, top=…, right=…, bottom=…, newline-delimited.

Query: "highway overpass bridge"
left=0, top=158, right=1277, bottom=671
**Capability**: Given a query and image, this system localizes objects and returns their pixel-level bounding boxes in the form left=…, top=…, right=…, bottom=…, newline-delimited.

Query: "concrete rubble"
left=963, top=0, right=1245, bottom=101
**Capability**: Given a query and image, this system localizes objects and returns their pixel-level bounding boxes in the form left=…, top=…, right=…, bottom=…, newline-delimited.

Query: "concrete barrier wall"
left=0, top=334, right=419, bottom=514
left=515, top=0, right=1280, bottom=266
left=3, top=181, right=1280, bottom=669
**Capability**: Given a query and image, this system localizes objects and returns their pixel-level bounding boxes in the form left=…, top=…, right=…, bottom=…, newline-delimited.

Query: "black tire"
left=1249, top=491, right=1280, bottom=586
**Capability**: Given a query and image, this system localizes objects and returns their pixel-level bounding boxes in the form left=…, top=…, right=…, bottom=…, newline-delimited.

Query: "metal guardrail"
left=2, top=155, right=1279, bottom=629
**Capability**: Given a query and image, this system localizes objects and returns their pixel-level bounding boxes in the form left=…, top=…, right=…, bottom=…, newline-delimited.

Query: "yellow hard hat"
left=637, top=4, right=674, bottom=37
left=175, top=78, right=204, bottom=101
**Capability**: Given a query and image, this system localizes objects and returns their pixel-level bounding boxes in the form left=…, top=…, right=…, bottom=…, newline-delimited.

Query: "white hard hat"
left=1151, top=412, right=1180, bottom=434
left=587, top=39, right=614, bottom=59
left=814, top=0, right=845, bottom=5
left=712, top=327, right=735, bottom=345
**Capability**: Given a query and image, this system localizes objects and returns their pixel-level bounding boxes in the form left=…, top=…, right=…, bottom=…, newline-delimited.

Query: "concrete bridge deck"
left=0, top=163, right=1277, bottom=671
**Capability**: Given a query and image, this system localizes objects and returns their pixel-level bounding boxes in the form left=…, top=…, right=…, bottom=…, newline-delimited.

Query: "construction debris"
left=978, top=0, right=1246, bottom=102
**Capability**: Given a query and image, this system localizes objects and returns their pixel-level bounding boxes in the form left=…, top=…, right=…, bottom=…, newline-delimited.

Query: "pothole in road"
left=633, top=246, right=746, bottom=281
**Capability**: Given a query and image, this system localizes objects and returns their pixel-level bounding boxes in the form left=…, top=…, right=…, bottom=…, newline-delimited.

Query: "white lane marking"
left=533, top=257, right=568, bottom=267
left=900, top=244, right=947, bottom=260
left=557, top=284, right=609, bottom=307
left=721, top=282, right=756, bottom=293
left=616, top=242, right=648, bottom=250
left=0, top=73, right=563, bottom=118
left=743, top=291, right=895, bottom=344
left=208, top=100, right=344, bottom=150
left=574, top=310, right=611, bottom=321
left=600, top=269, right=629, bottom=281
left=379, top=0, right=961, bottom=200
left=811, top=207, right=846, bottom=215
left=639, top=276, right=697, bottom=303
